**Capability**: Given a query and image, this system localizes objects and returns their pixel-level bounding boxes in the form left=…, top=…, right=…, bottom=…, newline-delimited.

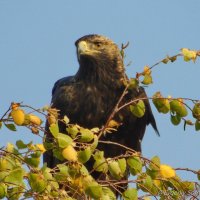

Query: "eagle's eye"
left=94, top=42, right=102, bottom=48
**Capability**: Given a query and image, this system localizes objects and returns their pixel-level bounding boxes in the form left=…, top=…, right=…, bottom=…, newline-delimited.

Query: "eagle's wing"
left=51, top=76, right=75, bottom=96
left=139, top=87, right=159, bottom=135
left=43, top=76, right=76, bottom=168
left=121, top=86, right=159, bottom=152
left=99, top=86, right=159, bottom=157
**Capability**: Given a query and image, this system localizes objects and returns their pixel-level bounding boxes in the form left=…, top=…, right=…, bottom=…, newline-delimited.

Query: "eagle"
left=43, top=34, right=159, bottom=195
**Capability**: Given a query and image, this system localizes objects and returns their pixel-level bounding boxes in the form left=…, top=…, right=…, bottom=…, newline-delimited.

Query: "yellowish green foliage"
left=0, top=47, right=200, bottom=199
left=181, top=48, right=197, bottom=62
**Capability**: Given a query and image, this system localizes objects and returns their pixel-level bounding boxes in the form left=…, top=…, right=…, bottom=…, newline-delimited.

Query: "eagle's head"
left=75, top=34, right=125, bottom=84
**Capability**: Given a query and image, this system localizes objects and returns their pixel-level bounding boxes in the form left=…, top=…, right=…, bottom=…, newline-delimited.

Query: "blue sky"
left=0, top=0, right=200, bottom=183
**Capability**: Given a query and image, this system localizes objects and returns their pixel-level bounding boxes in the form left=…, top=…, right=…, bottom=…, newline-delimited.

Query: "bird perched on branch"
left=44, top=34, right=159, bottom=195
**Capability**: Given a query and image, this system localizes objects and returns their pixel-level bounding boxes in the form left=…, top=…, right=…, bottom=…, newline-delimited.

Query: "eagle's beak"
left=77, top=41, right=88, bottom=59
left=77, top=40, right=99, bottom=61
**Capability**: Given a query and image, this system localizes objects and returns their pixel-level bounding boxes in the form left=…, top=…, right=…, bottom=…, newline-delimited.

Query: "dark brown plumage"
left=43, top=34, right=159, bottom=194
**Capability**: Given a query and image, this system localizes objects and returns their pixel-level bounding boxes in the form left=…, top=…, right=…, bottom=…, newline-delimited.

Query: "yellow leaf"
left=36, top=144, right=46, bottom=153
left=31, top=127, right=39, bottom=134
left=11, top=102, right=20, bottom=110
left=63, top=115, right=70, bottom=124
left=162, top=56, right=169, bottom=64
left=143, top=197, right=152, bottom=200
left=28, top=114, right=42, bottom=126
left=6, top=143, right=15, bottom=153
left=71, top=177, right=84, bottom=191
left=181, top=48, right=197, bottom=62
left=169, top=55, right=177, bottom=62
left=107, top=120, right=120, bottom=128
left=11, top=109, right=25, bottom=125
left=0, top=158, right=8, bottom=170
left=47, top=114, right=57, bottom=125
left=142, top=74, right=153, bottom=85
left=143, top=65, right=151, bottom=75
left=153, top=179, right=161, bottom=187
left=160, top=164, right=176, bottom=178
left=168, top=95, right=172, bottom=99
left=62, top=145, right=78, bottom=161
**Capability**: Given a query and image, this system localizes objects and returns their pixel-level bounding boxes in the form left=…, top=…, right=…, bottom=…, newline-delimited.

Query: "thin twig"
left=0, top=105, right=11, bottom=120
left=98, top=140, right=136, bottom=153
left=175, top=167, right=200, bottom=176
left=98, top=84, right=129, bottom=139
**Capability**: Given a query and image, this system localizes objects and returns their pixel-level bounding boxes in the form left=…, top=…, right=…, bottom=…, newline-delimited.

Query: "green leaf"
left=142, top=74, right=153, bottom=85
left=146, top=168, right=159, bottom=179
left=63, top=115, right=70, bottom=124
left=127, top=156, right=142, bottom=175
left=178, top=105, right=188, bottom=117
left=108, top=160, right=122, bottom=180
left=128, top=78, right=139, bottom=89
left=44, top=170, right=59, bottom=191
left=140, top=175, right=153, bottom=192
left=5, top=167, right=24, bottom=185
left=149, top=184, right=159, bottom=196
left=43, top=141, right=54, bottom=150
left=170, top=99, right=188, bottom=117
left=31, top=151, right=42, bottom=158
left=118, top=158, right=127, bottom=176
left=149, top=156, right=160, bottom=170
left=25, top=157, right=40, bottom=168
left=57, top=164, right=69, bottom=175
left=54, top=164, right=69, bottom=181
left=123, top=188, right=137, bottom=200
left=66, top=126, right=79, bottom=138
left=43, top=168, right=53, bottom=180
left=181, top=181, right=195, bottom=193
left=78, top=147, right=92, bottom=163
left=91, top=135, right=98, bottom=152
left=91, top=127, right=100, bottom=133
left=49, top=123, right=59, bottom=138
left=5, top=123, right=16, bottom=131
left=85, top=183, right=103, bottom=199
left=0, top=183, right=7, bottom=199
left=170, top=99, right=180, bottom=111
left=79, top=128, right=94, bottom=142
left=171, top=114, right=181, bottom=126
left=53, top=148, right=65, bottom=161
left=195, top=120, right=200, bottom=131
left=197, top=170, right=200, bottom=180
left=80, top=165, right=90, bottom=176
left=57, top=133, right=72, bottom=148
left=130, top=100, right=145, bottom=118
left=7, top=186, right=23, bottom=200
left=0, top=171, right=9, bottom=181
left=192, top=103, right=200, bottom=120
left=159, top=100, right=170, bottom=113
left=93, top=151, right=108, bottom=173
left=0, top=157, right=14, bottom=170
left=152, top=92, right=170, bottom=114
left=102, top=187, right=116, bottom=200
left=6, top=143, right=15, bottom=153
left=16, top=140, right=27, bottom=149
left=29, top=173, right=47, bottom=193
left=166, top=176, right=182, bottom=192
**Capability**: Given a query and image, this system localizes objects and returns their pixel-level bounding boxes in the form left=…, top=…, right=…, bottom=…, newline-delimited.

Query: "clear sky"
left=0, top=0, right=200, bottom=183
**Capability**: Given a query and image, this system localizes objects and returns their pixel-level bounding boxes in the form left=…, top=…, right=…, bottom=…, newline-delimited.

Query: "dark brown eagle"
left=44, top=34, right=158, bottom=194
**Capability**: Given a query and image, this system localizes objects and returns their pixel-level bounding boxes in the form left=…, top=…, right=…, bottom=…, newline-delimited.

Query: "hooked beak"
left=77, top=41, right=89, bottom=60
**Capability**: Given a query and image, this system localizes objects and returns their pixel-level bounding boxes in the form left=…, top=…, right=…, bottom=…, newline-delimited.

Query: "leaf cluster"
left=0, top=47, right=200, bottom=199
